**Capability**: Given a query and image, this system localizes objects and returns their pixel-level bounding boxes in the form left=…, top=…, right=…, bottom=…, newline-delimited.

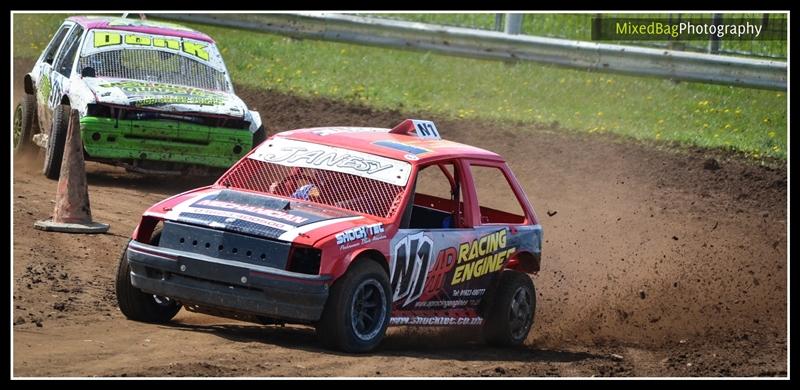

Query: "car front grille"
left=160, top=221, right=292, bottom=270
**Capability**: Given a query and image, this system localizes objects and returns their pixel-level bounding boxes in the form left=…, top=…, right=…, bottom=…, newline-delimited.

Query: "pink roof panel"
left=67, top=16, right=214, bottom=43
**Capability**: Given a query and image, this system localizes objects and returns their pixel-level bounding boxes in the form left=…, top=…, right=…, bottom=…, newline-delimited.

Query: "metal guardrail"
left=151, top=13, right=787, bottom=90
left=363, top=13, right=788, bottom=60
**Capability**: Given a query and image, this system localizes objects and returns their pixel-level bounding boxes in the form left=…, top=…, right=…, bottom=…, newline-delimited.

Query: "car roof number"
left=412, top=120, right=441, bottom=140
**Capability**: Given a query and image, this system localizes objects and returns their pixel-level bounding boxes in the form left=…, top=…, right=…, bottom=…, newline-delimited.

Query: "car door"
left=389, top=159, right=508, bottom=325
left=34, top=22, right=72, bottom=134
left=464, top=158, right=542, bottom=273
left=46, top=24, right=85, bottom=117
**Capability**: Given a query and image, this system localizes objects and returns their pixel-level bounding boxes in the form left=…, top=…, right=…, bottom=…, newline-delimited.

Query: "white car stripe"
left=278, top=216, right=365, bottom=242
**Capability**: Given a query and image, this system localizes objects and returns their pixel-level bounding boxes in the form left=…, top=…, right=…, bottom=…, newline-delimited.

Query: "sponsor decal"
left=165, top=190, right=354, bottom=239
left=130, top=96, right=223, bottom=107
left=393, top=228, right=516, bottom=306
left=250, top=138, right=412, bottom=186
left=192, top=199, right=308, bottom=225
left=452, top=229, right=515, bottom=285
left=261, top=144, right=390, bottom=174
left=452, top=288, right=486, bottom=298
left=179, top=206, right=296, bottom=232
left=38, top=73, right=52, bottom=103
left=41, top=72, right=65, bottom=109
left=90, top=30, right=210, bottom=61
left=388, top=226, right=539, bottom=317
left=390, top=316, right=482, bottom=326
left=335, top=223, right=386, bottom=247
left=97, top=80, right=226, bottom=107
left=413, top=299, right=469, bottom=308
left=419, top=246, right=458, bottom=302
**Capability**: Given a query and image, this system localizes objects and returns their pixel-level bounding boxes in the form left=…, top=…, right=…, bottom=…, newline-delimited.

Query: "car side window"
left=54, top=26, right=84, bottom=77
left=42, top=25, right=71, bottom=65
left=470, top=164, right=526, bottom=224
left=407, top=162, right=464, bottom=229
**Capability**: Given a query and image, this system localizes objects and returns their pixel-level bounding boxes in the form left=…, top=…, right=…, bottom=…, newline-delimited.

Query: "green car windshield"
left=78, top=29, right=232, bottom=92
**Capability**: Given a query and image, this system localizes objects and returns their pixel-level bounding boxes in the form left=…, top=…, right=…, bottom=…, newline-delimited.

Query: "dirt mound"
left=234, top=85, right=786, bottom=350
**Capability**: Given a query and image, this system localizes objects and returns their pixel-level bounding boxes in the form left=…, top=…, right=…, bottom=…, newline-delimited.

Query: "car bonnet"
left=82, top=78, right=248, bottom=118
left=158, top=188, right=375, bottom=243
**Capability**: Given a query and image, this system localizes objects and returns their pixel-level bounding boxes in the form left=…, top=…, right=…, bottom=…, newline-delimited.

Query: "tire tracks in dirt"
left=12, top=57, right=786, bottom=377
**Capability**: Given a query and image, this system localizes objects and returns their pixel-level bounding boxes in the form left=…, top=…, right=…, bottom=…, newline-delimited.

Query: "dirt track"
left=12, top=59, right=787, bottom=377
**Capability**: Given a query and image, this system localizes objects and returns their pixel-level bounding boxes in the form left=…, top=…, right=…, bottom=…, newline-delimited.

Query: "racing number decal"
left=47, top=75, right=64, bottom=109
left=390, top=232, right=434, bottom=307
left=412, top=120, right=441, bottom=139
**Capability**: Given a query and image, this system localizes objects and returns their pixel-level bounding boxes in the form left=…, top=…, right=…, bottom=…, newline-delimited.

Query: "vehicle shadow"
left=163, top=321, right=602, bottom=363
left=84, top=163, right=216, bottom=195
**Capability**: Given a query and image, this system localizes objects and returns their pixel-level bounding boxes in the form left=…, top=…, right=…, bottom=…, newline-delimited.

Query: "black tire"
left=42, top=104, right=70, bottom=180
left=483, top=270, right=536, bottom=347
left=252, top=125, right=266, bottom=148
left=316, top=260, right=391, bottom=353
left=14, top=94, right=38, bottom=154
left=115, top=232, right=182, bottom=324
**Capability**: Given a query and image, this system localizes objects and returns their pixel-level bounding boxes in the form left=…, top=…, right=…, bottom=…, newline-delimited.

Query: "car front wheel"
left=316, top=260, right=391, bottom=353
left=14, top=93, right=38, bottom=154
left=42, top=104, right=70, bottom=180
left=115, top=233, right=182, bottom=323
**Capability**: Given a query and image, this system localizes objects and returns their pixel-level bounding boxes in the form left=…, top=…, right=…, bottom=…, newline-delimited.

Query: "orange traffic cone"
left=34, top=109, right=109, bottom=233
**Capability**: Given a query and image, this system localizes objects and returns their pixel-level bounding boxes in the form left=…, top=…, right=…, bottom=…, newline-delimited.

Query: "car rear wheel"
left=483, top=270, right=536, bottom=347
left=316, top=260, right=391, bottom=353
left=42, top=104, right=70, bottom=180
left=14, top=93, right=38, bottom=154
left=115, top=232, right=182, bottom=323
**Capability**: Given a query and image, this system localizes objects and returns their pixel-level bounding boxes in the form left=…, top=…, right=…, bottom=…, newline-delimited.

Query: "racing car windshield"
left=78, top=30, right=231, bottom=92
left=218, top=138, right=411, bottom=219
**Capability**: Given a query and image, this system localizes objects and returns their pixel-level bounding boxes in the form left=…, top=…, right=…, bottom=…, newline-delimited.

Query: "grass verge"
left=13, top=13, right=787, bottom=160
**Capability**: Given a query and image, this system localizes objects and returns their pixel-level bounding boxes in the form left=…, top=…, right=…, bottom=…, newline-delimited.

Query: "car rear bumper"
left=125, top=240, right=330, bottom=323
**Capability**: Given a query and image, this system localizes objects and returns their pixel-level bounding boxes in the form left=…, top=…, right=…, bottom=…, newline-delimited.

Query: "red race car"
left=116, top=119, right=542, bottom=352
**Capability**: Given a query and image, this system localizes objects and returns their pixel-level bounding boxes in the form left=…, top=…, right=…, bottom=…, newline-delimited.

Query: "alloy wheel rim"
left=350, top=279, right=387, bottom=341
left=509, top=287, right=532, bottom=340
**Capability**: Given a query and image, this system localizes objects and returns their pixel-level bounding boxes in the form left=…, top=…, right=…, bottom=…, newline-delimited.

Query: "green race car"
left=14, top=16, right=264, bottom=178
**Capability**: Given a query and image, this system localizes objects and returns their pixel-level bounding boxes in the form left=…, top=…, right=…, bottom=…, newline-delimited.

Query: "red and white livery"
left=117, top=119, right=542, bottom=352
